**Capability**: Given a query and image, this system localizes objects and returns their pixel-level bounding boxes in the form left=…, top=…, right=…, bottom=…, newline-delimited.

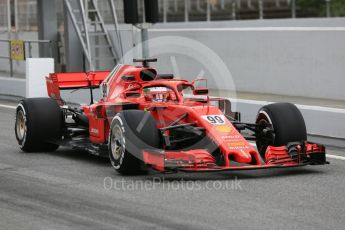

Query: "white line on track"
left=150, top=27, right=345, bottom=32
left=0, top=103, right=344, bottom=161
left=326, top=154, right=345, bottom=161
left=0, top=104, right=16, bottom=110
left=230, top=98, right=345, bottom=114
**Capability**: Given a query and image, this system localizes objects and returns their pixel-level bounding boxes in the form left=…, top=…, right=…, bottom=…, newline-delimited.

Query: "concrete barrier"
left=231, top=98, right=345, bottom=140
left=114, top=18, right=345, bottom=101
left=148, top=26, right=345, bottom=101
left=0, top=77, right=25, bottom=98
left=0, top=58, right=53, bottom=98
left=26, top=58, right=54, bottom=98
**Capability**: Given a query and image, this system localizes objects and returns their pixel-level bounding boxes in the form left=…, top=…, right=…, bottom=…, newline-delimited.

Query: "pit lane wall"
left=231, top=98, right=345, bottom=147
left=145, top=18, right=345, bottom=101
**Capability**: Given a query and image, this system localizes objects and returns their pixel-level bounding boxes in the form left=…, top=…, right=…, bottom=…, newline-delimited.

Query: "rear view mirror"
left=193, top=88, right=208, bottom=95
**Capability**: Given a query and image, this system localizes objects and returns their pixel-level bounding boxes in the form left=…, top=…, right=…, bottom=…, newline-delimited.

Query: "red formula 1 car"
left=15, top=58, right=327, bottom=174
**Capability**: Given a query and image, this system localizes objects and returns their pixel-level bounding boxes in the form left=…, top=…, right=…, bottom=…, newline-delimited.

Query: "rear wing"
left=46, top=71, right=110, bottom=104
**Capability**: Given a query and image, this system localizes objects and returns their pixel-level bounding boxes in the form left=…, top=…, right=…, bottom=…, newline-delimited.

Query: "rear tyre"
left=15, top=98, right=62, bottom=152
left=255, top=103, right=307, bottom=159
left=109, top=110, right=160, bottom=175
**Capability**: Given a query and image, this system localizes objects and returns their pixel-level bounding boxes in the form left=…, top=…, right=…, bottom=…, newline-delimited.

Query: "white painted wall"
left=25, top=58, right=54, bottom=98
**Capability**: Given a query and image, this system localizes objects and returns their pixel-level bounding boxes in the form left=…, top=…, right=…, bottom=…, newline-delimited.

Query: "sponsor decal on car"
left=214, top=125, right=232, bottom=133
left=227, top=141, right=245, bottom=147
left=221, top=135, right=242, bottom=139
left=90, top=128, right=99, bottom=134
left=226, top=141, right=249, bottom=149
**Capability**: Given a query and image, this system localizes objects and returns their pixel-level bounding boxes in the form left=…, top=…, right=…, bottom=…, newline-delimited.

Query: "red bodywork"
left=46, top=64, right=326, bottom=173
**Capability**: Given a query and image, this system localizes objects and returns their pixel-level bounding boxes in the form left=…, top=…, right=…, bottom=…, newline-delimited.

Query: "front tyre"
left=255, top=103, right=307, bottom=159
left=15, top=98, right=62, bottom=152
left=109, top=110, right=160, bottom=175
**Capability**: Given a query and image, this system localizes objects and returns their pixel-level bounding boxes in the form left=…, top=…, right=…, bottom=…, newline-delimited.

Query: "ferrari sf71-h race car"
left=15, top=58, right=327, bottom=174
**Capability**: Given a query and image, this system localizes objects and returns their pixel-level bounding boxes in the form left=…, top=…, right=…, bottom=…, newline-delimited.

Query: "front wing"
left=143, top=142, right=327, bottom=173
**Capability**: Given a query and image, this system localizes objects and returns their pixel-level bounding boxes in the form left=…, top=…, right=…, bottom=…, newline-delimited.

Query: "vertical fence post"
left=142, top=0, right=145, bottom=23
left=291, top=0, right=296, bottom=18
left=221, top=0, right=225, bottom=10
left=325, top=0, right=331, bottom=18
left=163, top=0, right=167, bottom=23
left=231, top=0, right=236, bottom=20
left=174, top=0, right=178, bottom=12
left=258, top=0, right=263, bottom=19
left=6, top=0, right=12, bottom=76
left=50, top=41, right=54, bottom=58
left=206, top=0, right=211, bottom=21
left=14, top=0, right=18, bottom=32
left=248, top=0, right=253, bottom=9
left=236, top=0, right=241, bottom=9
left=197, top=0, right=201, bottom=11
left=7, top=0, right=11, bottom=33
left=141, top=27, right=149, bottom=59
left=276, top=0, right=280, bottom=8
left=184, top=0, right=189, bottom=22
left=8, top=41, right=13, bottom=77
left=28, top=42, right=33, bottom=58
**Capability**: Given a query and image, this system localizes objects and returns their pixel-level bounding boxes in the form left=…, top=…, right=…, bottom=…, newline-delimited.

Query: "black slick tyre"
left=109, top=110, right=160, bottom=175
left=255, top=103, right=307, bottom=159
left=15, top=98, right=61, bottom=152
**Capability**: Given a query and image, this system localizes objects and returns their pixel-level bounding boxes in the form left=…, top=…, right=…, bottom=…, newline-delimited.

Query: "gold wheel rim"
left=16, top=110, right=26, bottom=141
left=111, top=126, right=123, bottom=160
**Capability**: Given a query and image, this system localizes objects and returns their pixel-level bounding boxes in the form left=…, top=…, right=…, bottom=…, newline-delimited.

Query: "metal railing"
left=88, top=0, right=338, bottom=23
left=133, top=0, right=335, bottom=23
left=0, top=0, right=339, bottom=31
left=0, top=39, right=56, bottom=77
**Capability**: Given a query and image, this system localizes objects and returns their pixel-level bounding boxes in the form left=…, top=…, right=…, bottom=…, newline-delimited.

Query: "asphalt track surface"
left=0, top=102, right=344, bottom=230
